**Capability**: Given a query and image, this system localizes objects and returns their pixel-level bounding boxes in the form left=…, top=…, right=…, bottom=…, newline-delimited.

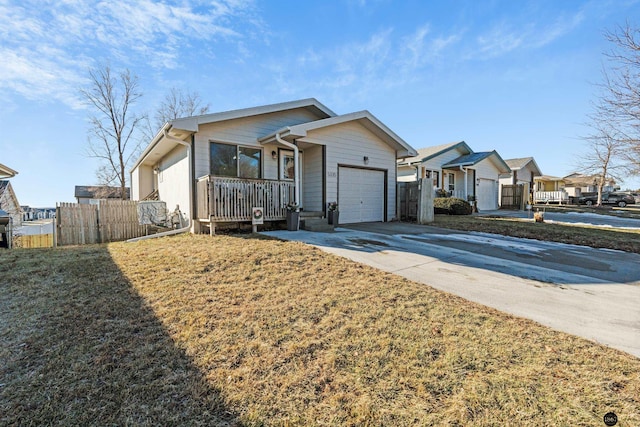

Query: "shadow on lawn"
left=0, top=246, right=241, bottom=426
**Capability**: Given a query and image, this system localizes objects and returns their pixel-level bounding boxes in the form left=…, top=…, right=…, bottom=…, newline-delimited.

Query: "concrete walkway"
left=262, top=222, right=640, bottom=358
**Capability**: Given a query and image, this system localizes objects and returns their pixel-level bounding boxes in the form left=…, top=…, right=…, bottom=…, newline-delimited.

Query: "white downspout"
left=127, top=129, right=193, bottom=242
left=275, top=132, right=300, bottom=207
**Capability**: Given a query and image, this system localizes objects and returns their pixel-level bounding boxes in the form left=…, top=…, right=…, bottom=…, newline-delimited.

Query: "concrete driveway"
left=262, top=222, right=640, bottom=358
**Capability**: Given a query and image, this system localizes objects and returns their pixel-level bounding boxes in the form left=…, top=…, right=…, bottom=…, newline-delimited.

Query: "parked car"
left=578, top=192, right=635, bottom=207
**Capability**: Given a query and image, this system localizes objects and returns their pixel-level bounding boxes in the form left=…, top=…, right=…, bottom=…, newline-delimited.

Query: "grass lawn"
left=433, top=214, right=640, bottom=254
left=1, top=234, right=639, bottom=426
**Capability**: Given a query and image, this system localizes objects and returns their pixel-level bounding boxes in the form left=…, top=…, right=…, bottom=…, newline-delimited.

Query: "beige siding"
left=131, top=164, right=154, bottom=201
left=302, top=145, right=323, bottom=211
left=157, top=145, right=190, bottom=222
left=302, top=121, right=397, bottom=220
left=421, top=147, right=468, bottom=172
left=473, top=158, right=501, bottom=210
left=193, top=109, right=321, bottom=179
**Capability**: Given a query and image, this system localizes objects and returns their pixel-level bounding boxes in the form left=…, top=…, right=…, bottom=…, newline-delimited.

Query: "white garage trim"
left=338, top=166, right=386, bottom=224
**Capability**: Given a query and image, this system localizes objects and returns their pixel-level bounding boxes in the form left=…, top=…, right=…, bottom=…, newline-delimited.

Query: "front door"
left=280, top=150, right=303, bottom=204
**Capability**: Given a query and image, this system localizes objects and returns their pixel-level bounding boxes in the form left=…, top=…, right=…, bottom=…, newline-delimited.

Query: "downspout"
left=127, top=128, right=193, bottom=242
left=275, top=132, right=300, bottom=207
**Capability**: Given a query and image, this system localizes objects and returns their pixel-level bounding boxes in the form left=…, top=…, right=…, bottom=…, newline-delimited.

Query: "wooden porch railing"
left=197, top=175, right=295, bottom=222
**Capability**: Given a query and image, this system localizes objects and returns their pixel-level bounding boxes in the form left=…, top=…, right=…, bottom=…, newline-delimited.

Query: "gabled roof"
left=535, top=175, right=564, bottom=181
left=133, top=98, right=337, bottom=170
left=442, top=150, right=511, bottom=174
left=504, top=157, right=542, bottom=176
left=75, top=185, right=130, bottom=199
left=259, top=110, right=418, bottom=158
left=170, top=98, right=336, bottom=132
left=0, top=163, right=18, bottom=178
left=398, top=141, right=472, bottom=165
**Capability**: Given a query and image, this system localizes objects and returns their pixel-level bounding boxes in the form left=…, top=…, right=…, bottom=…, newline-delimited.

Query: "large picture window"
left=210, top=142, right=261, bottom=178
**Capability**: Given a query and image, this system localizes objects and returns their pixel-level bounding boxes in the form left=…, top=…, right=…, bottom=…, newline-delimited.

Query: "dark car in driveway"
left=578, top=192, right=635, bottom=207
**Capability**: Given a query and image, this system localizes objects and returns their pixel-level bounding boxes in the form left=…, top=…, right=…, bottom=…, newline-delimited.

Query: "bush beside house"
left=434, top=197, right=473, bottom=215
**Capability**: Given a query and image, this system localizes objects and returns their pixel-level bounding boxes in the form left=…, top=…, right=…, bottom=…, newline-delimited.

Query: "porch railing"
left=534, top=191, right=569, bottom=203
left=197, top=175, right=295, bottom=222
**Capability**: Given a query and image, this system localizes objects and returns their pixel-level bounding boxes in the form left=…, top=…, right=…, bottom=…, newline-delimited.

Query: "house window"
left=433, top=171, right=439, bottom=187
left=448, top=173, right=455, bottom=192
left=210, top=142, right=261, bottom=179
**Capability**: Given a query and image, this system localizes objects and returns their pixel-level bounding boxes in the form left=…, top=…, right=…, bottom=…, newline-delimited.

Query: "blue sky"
left=2, top=0, right=639, bottom=207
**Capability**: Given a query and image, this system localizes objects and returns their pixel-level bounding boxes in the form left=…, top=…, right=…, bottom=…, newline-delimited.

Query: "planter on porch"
left=327, top=210, right=339, bottom=225
left=327, top=201, right=339, bottom=226
left=286, top=210, right=300, bottom=231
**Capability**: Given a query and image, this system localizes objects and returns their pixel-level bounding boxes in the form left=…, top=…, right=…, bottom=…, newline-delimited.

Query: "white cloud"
left=0, top=0, right=259, bottom=108
left=473, top=11, right=584, bottom=59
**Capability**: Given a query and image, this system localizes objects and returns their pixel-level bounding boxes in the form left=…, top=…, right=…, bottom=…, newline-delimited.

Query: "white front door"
left=280, top=150, right=303, bottom=206
left=338, top=167, right=385, bottom=224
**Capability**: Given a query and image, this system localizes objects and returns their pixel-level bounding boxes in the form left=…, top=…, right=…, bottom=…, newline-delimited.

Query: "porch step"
left=300, top=210, right=324, bottom=218
left=301, top=217, right=335, bottom=232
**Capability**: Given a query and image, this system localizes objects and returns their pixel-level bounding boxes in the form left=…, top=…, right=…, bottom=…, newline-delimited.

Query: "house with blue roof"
left=397, top=141, right=510, bottom=211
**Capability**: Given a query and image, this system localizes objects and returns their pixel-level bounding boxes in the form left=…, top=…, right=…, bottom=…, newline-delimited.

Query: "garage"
left=338, top=167, right=385, bottom=224
left=477, top=178, right=498, bottom=211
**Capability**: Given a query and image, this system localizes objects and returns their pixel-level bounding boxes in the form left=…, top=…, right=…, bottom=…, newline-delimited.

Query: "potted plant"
left=327, top=201, right=339, bottom=225
left=286, top=202, right=300, bottom=231
left=436, top=188, right=448, bottom=198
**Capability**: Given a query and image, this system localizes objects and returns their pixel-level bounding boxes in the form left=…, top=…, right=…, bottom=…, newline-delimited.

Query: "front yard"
left=1, top=234, right=639, bottom=426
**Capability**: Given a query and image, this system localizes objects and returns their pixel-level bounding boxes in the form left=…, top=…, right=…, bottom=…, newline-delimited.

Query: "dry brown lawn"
left=1, top=233, right=639, bottom=426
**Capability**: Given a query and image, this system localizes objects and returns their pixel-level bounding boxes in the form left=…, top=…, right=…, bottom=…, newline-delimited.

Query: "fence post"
left=418, top=178, right=434, bottom=224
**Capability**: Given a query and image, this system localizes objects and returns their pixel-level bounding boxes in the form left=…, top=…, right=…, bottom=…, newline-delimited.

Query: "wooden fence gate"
left=500, top=184, right=524, bottom=209
left=398, top=181, right=420, bottom=221
left=56, top=200, right=146, bottom=245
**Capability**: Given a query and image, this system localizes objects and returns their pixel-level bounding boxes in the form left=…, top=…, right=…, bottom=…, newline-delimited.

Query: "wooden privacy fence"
left=398, top=181, right=419, bottom=221
left=13, top=233, right=54, bottom=248
left=500, top=184, right=524, bottom=209
left=56, top=200, right=146, bottom=246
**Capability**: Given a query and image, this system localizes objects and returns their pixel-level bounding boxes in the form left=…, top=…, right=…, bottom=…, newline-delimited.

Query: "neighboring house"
left=0, top=180, right=22, bottom=227
left=498, top=157, right=542, bottom=209
left=397, top=141, right=510, bottom=211
left=75, top=185, right=130, bottom=204
left=533, top=175, right=567, bottom=203
left=533, top=173, right=618, bottom=203
left=563, top=173, right=618, bottom=196
left=21, top=206, right=56, bottom=221
left=130, top=98, right=417, bottom=230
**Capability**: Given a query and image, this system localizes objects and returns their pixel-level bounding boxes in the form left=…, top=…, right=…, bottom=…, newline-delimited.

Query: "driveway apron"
left=262, top=222, right=640, bottom=358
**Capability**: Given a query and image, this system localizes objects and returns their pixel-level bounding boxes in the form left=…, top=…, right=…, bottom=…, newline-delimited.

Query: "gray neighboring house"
left=75, top=185, right=131, bottom=204
left=498, top=157, right=542, bottom=209
left=397, top=141, right=510, bottom=211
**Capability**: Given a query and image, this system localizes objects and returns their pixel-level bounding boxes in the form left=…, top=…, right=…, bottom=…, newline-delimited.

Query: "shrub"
left=434, top=197, right=473, bottom=215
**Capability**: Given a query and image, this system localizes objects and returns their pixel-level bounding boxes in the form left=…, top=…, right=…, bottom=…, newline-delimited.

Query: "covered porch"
left=196, top=175, right=296, bottom=229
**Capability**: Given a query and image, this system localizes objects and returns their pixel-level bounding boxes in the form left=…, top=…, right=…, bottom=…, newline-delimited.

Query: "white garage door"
left=477, top=179, right=498, bottom=211
left=338, top=167, right=385, bottom=224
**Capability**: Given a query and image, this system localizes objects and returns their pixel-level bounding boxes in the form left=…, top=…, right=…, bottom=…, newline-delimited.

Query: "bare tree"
left=81, top=65, right=144, bottom=199
left=579, top=116, right=627, bottom=205
left=141, top=88, right=210, bottom=141
left=599, top=23, right=640, bottom=173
